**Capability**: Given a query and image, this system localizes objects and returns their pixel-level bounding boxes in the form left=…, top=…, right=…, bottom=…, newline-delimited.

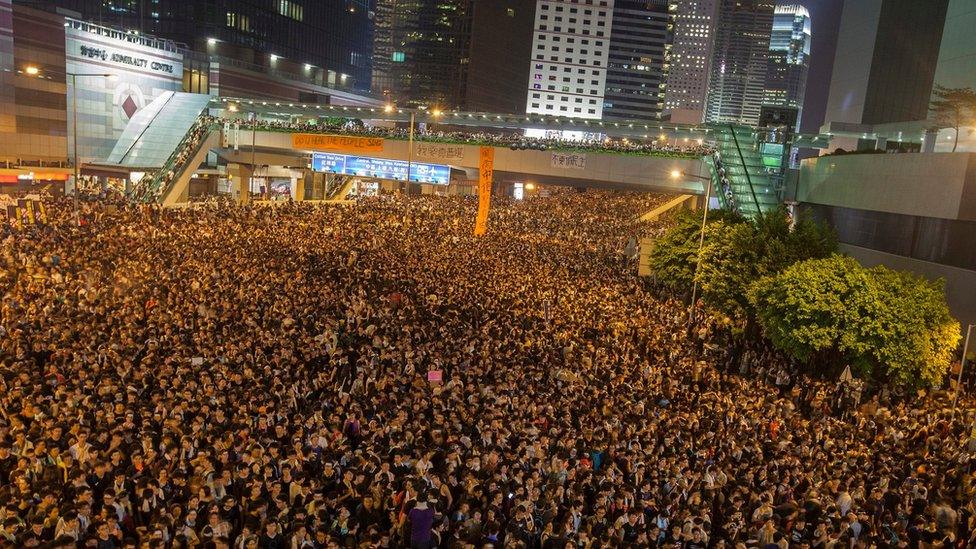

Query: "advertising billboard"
left=311, top=152, right=450, bottom=185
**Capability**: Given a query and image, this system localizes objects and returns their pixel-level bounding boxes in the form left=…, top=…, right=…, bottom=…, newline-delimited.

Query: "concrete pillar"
left=295, top=177, right=305, bottom=201
left=922, top=129, right=939, bottom=153
left=693, top=193, right=708, bottom=210
left=875, top=136, right=887, bottom=151
left=228, top=164, right=253, bottom=205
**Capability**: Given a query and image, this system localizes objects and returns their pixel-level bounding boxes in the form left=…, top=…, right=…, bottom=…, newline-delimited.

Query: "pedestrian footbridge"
left=102, top=92, right=812, bottom=219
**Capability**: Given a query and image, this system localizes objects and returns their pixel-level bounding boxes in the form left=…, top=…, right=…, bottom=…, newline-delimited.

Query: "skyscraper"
left=372, top=0, right=473, bottom=109
left=824, top=0, right=949, bottom=127
left=525, top=0, right=615, bottom=120
left=465, top=1, right=537, bottom=114
left=373, top=0, right=535, bottom=113
left=14, top=0, right=375, bottom=92
left=704, top=0, right=775, bottom=126
left=602, top=0, right=672, bottom=122
left=763, top=4, right=810, bottom=129
left=664, top=0, right=719, bottom=124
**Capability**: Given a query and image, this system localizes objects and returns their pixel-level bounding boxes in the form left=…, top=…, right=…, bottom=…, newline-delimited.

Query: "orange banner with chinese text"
left=291, top=133, right=385, bottom=152
left=474, top=146, right=494, bottom=236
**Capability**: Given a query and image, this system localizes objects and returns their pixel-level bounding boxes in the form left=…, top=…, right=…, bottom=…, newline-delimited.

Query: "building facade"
left=664, top=0, right=718, bottom=124
left=824, top=0, right=949, bottom=128
left=602, top=0, right=671, bottom=122
left=525, top=0, right=615, bottom=120
left=763, top=3, right=809, bottom=129
left=65, top=19, right=184, bottom=165
left=371, top=0, right=473, bottom=109
left=0, top=0, right=381, bottom=177
left=372, top=0, right=535, bottom=114
left=704, top=0, right=775, bottom=126
left=464, top=0, right=536, bottom=114
left=0, top=0, right=68, bottom=166
left=14, top=0, right=375, bottom=92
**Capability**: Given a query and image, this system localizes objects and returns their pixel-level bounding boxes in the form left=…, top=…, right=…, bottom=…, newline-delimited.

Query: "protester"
left=0, top=191, right=974, bottom=549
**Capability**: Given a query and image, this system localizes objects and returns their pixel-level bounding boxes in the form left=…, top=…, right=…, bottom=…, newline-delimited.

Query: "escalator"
left=104, top=92, right=213, bottom=169
left=324, top=175, right=355, bottom=202
left=130, top=116, right=220, bottom=203
left=158, top=128, right=220, bottom=206
left=705, top=125, right=782, bottom=219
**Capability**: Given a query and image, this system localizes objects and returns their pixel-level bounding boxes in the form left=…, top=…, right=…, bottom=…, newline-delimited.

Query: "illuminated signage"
left=312, top=153, right=450, bottom=185
left=78, top=45, right=176, bottom=74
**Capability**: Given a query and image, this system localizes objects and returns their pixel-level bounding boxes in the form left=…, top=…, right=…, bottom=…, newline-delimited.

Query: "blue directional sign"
left=311, top=152, right=450, bottom=185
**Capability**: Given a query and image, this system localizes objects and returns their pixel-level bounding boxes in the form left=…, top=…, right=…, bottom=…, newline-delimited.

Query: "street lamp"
left=671, top=169, right=714, bottom=328
left=952, top=323, right=975, bottom=417
left=69, top=72, right=115, bottom=223
left=405, top=107, right=442, bottom=187
left=26, top=67, right=115, bottom=224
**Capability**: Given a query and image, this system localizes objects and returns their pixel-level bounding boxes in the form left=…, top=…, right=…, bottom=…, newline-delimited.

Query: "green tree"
left=750, top=254, right=961, bottom=387
left=749, top=255, right=870, bottom=372
left=929, top=85, right=976, bottom=152
left=697, top=221, right=762, bottom=321
left=858, top=268, right=960, bottom=387
left=647, top=208, right=743, bottom=297
left=697, top=208, right=836, bottom=323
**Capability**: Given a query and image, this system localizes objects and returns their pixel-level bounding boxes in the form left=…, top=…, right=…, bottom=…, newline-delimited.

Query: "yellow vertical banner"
left=35, top=202, right=48, bottom=224
left=474, top=146, right=494, bottom=236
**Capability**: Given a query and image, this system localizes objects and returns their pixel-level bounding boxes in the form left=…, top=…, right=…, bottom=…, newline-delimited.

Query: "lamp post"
left=407, top=110, right=415, bottom=189
left=68, top=72, right=115, bottom=224
left=251, top=111, right=257, bottom=201
left=389, top=106, right=441, bottom=190
left=951, top=323, right=975, bottom=417
left=670, top=169, right=714, bottom=328
left=25, top=67, right=115, bottom=222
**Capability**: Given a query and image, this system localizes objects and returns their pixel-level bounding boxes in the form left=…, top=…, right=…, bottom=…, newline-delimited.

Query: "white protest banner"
left=551, top=152, right=587, bottom=169
left=415, top=143, right=465, bottom=162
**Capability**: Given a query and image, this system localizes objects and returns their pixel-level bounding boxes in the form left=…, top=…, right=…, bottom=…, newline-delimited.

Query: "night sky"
left=800, top=0, right=844, bottom=134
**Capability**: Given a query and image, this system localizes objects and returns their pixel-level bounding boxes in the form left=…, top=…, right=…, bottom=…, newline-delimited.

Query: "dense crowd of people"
left=1, top=192, right=975, bottom=549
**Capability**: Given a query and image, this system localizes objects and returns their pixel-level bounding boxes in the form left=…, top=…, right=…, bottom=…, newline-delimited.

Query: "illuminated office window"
left=279, top=0, right=304, bottom=22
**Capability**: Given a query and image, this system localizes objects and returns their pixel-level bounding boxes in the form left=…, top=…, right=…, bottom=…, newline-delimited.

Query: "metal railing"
left=133, top=116, right=217, bottom=202
left=65, top=18, right=185, bottom=54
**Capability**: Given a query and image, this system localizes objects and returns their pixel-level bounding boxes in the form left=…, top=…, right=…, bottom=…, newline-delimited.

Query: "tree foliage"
left=647, top=208, right=743, bottom=296
left=749, top=255, right=868, bottom=367
left=929, top=85, right=976, bottom=152
left=697, top=209, right=837, bottom=321
left=649, top=206, right=959, bottom=388
left=750, top=255, right=960, bottom=387
left=859, top=268, right=961, bottom=387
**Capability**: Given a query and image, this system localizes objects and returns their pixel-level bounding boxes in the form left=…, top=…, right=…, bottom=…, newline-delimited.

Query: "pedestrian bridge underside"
left=213, top=128, right=711, bottom=196
left=110, top=94, right=826, bottom=219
